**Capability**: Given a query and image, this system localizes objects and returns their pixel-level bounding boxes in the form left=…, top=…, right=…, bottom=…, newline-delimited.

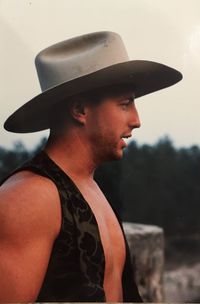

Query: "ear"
left=70, top=100, right=87, bottom=124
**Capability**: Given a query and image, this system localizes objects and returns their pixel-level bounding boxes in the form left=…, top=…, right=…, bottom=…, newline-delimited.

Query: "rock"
left=164, top=263, right=200, bottom=302
left=123, top=222, right=164, bottom=302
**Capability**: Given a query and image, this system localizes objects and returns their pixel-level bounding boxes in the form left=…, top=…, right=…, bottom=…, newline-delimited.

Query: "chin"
left=108, top=149, right=124, bottom=161
left=97, top=145, right=124, bottom=163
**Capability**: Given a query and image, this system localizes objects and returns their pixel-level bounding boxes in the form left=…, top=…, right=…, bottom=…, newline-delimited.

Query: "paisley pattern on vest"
left=1, top=151, right=142, bottom=302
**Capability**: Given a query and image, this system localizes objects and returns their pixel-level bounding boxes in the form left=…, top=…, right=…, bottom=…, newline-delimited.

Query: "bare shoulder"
left=0, top=170, right=61, bottom=240
left=0, top=171, right=62, bottom=301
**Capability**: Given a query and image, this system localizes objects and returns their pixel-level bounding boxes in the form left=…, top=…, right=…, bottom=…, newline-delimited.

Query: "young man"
left=0, top=31, right=182, bottom=302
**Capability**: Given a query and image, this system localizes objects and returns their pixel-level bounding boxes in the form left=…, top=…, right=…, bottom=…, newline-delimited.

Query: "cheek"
left=101, top=111, right=123, bottom=127
left=86, top=116, right=104, bottom=141
left=86, top=106, right=124, bottom=140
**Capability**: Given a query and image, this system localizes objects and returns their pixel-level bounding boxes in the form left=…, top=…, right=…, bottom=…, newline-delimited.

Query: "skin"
left=0, top=90, right=140, bottom=302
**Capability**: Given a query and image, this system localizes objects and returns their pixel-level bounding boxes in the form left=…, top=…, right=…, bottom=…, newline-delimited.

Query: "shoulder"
left=0, top=170, right=61, bottom=241
left=0, top=171, right=62, bottom=301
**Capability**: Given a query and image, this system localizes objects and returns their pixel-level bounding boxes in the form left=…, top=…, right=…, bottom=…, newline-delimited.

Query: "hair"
left=49, top=98, right=77, bottom=137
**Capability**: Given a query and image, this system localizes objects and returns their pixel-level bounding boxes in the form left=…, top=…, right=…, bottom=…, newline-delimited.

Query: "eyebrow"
left=118, top=92, right=135, bottom=100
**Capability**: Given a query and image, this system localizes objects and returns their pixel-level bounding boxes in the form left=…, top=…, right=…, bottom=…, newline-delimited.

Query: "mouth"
left=120, top=134, right=132, bottom=148
left=121, top=134, right=131, bottom=139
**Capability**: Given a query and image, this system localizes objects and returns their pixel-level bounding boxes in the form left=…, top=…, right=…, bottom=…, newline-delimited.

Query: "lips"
left=120, top=134, right=132, bottom=148
left=120, top=134, right=131, bottom=139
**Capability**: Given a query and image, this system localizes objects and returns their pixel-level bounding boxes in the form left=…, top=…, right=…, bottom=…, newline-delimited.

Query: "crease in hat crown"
left=35, top=31, right=129, bottom=92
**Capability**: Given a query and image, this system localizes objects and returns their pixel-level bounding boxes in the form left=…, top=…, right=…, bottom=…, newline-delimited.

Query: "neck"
left=44, top=128, right=98, bottom=181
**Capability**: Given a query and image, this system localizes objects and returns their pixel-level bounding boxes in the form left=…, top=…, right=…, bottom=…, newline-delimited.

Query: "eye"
left=120, top=96, right=134, bottom=109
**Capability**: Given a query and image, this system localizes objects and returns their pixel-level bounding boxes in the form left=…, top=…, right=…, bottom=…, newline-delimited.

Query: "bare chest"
left=75, top=180, right=126, bottom=300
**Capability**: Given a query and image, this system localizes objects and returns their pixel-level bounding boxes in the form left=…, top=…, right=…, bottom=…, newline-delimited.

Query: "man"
left=0, top=31, right=182, bottom=302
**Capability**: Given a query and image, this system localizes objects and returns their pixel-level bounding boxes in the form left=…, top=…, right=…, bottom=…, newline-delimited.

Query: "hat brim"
left=4, top=60, right=182, bottom=133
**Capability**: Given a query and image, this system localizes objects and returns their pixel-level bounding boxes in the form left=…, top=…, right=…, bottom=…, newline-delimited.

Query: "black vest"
left=1, top=151, right=142, bottom=302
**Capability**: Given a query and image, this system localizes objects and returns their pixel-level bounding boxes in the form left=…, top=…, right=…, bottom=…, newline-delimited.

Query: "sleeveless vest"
left=1, top=151, right=142, bottom=302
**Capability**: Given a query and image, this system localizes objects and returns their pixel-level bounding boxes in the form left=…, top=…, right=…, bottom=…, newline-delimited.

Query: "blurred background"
left=1, top=0, right=200, bottom=301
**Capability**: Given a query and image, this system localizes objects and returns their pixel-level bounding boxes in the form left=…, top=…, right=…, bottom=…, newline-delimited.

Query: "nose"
left=129, top=103, right=141, bottom=130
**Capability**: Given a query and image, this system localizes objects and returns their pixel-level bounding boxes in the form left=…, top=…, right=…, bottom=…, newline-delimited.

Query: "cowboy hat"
left=4, top=31, right=182, bottom=133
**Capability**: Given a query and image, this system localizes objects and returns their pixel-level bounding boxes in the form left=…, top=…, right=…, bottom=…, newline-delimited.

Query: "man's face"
left=84, top=90, right=141, bottom=163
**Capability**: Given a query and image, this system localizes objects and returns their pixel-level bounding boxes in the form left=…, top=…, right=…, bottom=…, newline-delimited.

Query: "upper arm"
left=0, top=172, right=61, bottom=302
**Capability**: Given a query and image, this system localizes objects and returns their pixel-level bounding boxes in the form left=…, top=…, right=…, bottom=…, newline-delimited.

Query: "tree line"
left=0, top=136, right=200, bottom=237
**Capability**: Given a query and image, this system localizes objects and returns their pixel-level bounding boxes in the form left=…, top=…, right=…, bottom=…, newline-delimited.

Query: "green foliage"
left=0, top=141, right=29, bottom=182
left=0, top=138, right=47, bottom=182
left=0, top=136, right=200, bottom=237
left=95, top=136, right=200, bottom=237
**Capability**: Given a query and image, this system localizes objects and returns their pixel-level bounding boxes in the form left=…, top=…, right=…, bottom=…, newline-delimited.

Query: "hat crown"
left=35, top=31, right=129, bottom=92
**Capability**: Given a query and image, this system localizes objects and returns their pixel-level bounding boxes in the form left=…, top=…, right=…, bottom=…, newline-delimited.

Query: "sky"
left=0, top=0, right=200, bottom=150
